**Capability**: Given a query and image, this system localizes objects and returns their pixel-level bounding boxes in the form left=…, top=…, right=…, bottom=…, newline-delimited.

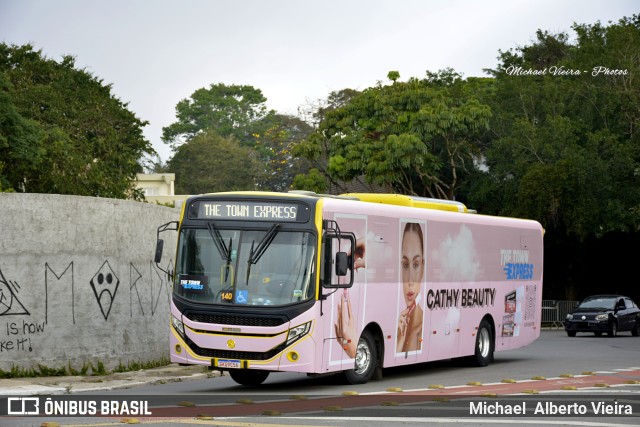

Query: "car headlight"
left=566, top=314, right=573, bottom=321
left=171, top=315, right=185, bottom=337
left=286, top=321, right=311, bottom=346
left=595, top=314, right=608, bottom=321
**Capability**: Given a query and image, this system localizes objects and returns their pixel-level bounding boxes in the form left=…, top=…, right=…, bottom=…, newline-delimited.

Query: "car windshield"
left=578, top=297, right=616, bottom=310
left=174, top=227, right=316, bottom=306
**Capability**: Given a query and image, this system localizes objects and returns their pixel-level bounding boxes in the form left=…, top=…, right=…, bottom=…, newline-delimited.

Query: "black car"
left=564, top=295, right=640, bottom=337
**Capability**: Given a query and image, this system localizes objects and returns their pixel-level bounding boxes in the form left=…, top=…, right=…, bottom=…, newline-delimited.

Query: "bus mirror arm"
left=319, top=287, right=339, bottom=317
left=154, top=221, right=179, bottom=279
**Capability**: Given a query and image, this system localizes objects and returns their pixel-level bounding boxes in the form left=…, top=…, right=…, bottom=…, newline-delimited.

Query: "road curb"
left=0, top=365, right=213, bottom=396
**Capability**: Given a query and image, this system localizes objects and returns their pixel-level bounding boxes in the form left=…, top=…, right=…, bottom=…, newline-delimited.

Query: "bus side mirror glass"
left=335, top=252, right=349, bottom=276
left=321, top=233, right=355, bottom=288
left=154, top=239, right=164, bottom=263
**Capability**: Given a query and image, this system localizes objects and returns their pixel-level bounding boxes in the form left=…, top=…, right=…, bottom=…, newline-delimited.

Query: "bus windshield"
left=174, top=227, right=316, bottom=306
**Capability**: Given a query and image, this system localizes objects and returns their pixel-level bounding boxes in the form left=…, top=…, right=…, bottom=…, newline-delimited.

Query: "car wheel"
left=594, top=332, right=603, bottom=337
left=228, top=369, right=270, bottom=386
left=608, top=321, right=618, bottom=337
left=632, top=319, right=640, bottom=337
left=567, top=331, right=576, bottom=337
left=343, top=329, right=378, bottom=385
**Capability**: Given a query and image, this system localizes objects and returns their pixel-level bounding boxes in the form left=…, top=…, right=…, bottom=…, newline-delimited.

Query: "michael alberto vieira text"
left=470, top=400, right=633, bottom=416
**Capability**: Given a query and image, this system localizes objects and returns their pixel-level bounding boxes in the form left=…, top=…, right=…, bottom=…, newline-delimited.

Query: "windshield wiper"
left=207, top=222, right=232, bottom=282
left=245, top=224, right=279, bottom=286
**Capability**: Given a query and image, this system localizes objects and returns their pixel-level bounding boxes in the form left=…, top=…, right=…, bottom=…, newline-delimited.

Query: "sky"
left=1, top=0, right=638, bottom=163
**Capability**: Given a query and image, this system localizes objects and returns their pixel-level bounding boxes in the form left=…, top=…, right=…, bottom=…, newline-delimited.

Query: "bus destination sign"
left=192, top=201, right=308, bottom=222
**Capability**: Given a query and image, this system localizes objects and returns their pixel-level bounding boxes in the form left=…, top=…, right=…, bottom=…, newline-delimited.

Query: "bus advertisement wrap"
left=156, top=192, right=543, bottom=386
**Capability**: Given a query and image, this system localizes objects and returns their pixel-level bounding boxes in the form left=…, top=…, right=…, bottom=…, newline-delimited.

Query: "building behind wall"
left=135, top=173, right=188, bottom=207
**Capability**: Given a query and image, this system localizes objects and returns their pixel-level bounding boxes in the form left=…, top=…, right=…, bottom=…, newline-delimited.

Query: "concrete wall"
left=0, top=194, right=181, bottom=372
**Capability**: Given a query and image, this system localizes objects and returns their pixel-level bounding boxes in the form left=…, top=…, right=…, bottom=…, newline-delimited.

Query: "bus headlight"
left=595, top=314, right=608, bottom=321
left=286, top=321, right=311, bottom=346
left=171, top=315, right=185, bottom=337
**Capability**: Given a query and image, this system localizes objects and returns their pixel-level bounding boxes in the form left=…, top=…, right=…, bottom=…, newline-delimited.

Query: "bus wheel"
left=344, top=330, right=377, bottom=384
left=471, top=319, right=494, bottom=367
left=228, top=369, right=269, bottom=386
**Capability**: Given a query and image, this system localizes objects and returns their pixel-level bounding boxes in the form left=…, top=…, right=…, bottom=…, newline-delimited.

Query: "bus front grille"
left=184, top=336, right=283, bottom=360
left=184, top=312, right=286, bottom=327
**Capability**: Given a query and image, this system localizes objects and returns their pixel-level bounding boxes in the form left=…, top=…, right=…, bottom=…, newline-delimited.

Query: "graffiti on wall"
left=0, top=268, right=30, bottom=317
left=90, top=261, right=120, bottom=321
left=1, top=259, right=173, bottom=354
left=1, top=267, right=36, bottom=353
left=130, top=261, right=173, bottom=317
left=45, top=262, right=73, bottom=324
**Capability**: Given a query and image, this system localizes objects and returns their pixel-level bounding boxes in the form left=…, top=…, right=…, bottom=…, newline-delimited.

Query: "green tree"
left=168, top=131, right=260, bottom=194
left=474, top=15, right=640, bottom=238
left=294, top=71, right=491, bottom=198
left=250, top=113, right=313, bottom=192
left=0, top=72, right=45, bottom=191
left=161, top=83, right=270, bottom=149
left=141, top=153, right=170, bottom=174
left=297, top=88, right=361, bottom=128
left=162, top=80, right=315, bottom=191
left=468, top=15, right=640, bottom=300
left=292, top=168, right=328, bottom=193
left=293, top=88, right=360, bottom=192
left=0, top=43, right=153, bottom=198
left=161, top=83, right=316, bottom=192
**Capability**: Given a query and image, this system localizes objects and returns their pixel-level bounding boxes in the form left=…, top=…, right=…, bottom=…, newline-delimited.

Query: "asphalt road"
left=2, top=329, right=639, bottom=426
left=87, top=329, right=640, bottom=395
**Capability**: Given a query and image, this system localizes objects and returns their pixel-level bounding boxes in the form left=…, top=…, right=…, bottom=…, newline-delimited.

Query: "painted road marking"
left=40, top=366, right=640, bottom=425
left=99, top=368, right=640, bottom=418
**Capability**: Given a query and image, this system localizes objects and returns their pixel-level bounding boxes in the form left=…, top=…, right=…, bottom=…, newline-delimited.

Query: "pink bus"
left=155, top=191, right=544, bottom=385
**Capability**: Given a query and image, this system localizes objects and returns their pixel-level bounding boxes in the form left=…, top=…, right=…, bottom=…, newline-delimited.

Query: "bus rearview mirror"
left=154, top=239, right=164, bottom=263
left=335, top=252, right=349, bottom=276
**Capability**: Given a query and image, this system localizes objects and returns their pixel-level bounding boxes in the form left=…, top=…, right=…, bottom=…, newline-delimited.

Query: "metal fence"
left=542, top=300, right=579, bottom=328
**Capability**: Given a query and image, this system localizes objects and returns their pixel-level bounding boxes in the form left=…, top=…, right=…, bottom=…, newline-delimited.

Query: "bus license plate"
left=217, top=359, right=241, bottom=369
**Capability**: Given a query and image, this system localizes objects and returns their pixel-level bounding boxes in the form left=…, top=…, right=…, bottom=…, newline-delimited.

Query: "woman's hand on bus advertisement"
left=398, top=307, right=410, bottom=335
left=397, top=307, right=409, bottom=349
left=350, top=237, right=366, bottom=270
left=334, top=292, right=357, bottom=358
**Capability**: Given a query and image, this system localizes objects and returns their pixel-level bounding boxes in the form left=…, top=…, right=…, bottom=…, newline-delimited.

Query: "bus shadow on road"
left=206, top=356, right=529, bottom=393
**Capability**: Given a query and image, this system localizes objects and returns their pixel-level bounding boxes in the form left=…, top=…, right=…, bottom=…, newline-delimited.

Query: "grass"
left=113, top=357, right=171, bottom=373
left=0, top=357, right=171, bottom=379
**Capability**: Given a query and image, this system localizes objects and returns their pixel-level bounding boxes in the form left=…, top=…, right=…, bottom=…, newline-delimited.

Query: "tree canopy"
left=250, top=113, right=313, bottom=192
left=168, top=130, right=260, bottom=194
left=161, top=83, right=270, bottom=148
left=471, top=15, right=640, bottom=240
left=0, top=43, right=153, bottom=198
left=162, top=83, right=313, bottom=192
left=460, top=15, right=640, bottom=300
left=292, top=15, right=639, bottom=242
left=293, top=70, right=492, bottom=198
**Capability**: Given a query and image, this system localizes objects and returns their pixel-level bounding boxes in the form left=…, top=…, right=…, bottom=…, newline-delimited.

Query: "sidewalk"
left=0, top=364, right=214, bottom=396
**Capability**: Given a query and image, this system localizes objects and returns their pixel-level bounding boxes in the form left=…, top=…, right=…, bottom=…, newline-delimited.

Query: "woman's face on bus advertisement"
left=401, top=229, right=424, bottom=307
